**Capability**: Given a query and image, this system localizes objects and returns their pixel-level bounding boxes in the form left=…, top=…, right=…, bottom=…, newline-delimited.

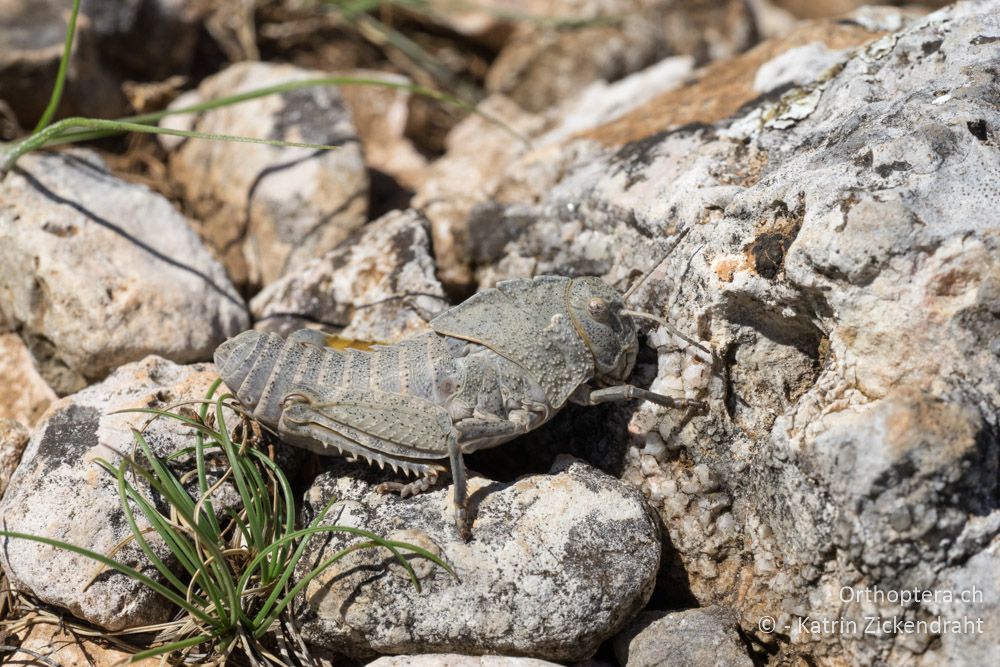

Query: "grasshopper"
left=216, top=260, right=710, bottom=539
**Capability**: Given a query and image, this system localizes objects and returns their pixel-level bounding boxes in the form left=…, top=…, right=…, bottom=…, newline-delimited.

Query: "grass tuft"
left=0, top=379, right=453, bottom=665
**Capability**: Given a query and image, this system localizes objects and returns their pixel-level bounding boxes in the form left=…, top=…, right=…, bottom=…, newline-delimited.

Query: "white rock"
left=0, top=150, right=249, bottom=394
left=614, top=607, right=754, bottom=667
left=297, top=456, right=660, bottom=661
left=250, top=208, right=447, bottom=343
left=0, top=357, right=239, bottom=630
left=0, top=333, right=56, bottom=426
left=161, top=61, right=369, bottom=289
left=368, top=656, right=562, bottom=667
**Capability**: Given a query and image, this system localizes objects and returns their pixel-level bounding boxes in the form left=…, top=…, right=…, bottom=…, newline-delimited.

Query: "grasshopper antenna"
left=622, top=227, right=691, bottom=302
left=621, top=226, right=714, bottom=360
left=621, top=309, right=713, bottom=358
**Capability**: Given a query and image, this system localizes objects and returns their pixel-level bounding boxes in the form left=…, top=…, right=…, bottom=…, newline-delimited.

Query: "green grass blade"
left=44, top=75, right=530, bottom=149
left=214, top=398, right=265, bottom=550
left=118, top=435, right=241, bottom=622
left=0, top=531, right=219, bottom=627
left=249, top=493, right=341, bottom=625
left=196, top=380, right=224, bottom=536
left=1, top=117, right=342, bottom=173
left=110, top=441, right=230, bottom=613
left=131, top=429, right=197, bottom=519
left=115, top=464, right=227, bottom=613
left=249, top=451, right=297, bottom=579
left=105, top=458, right=191, bottom=596
left=33, top=0, right=81, bottom=132
left=126, top=633, right=213, bottom=662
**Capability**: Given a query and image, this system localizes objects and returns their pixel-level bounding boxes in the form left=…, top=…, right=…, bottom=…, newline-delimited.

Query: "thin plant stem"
left=33, top=0, right=81, bottom=132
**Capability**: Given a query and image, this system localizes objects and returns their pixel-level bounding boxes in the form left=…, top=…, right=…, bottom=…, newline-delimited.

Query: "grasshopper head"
left=567, top=277, right=639, bottom=384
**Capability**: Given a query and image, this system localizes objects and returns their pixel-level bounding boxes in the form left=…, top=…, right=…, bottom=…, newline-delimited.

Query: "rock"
left=413, top=95, right=546, bottom=291
left=11, top=622, right=160, bottom=666
left=416, top=56, right=694, bottom=291
left=434, top=2, right=1000, bottom=665
left=416, top=0, right=521, bottom=50
left=614, top=607, right=753, bottom=667
left=772, top=0, right=952, bottom=20
left=914, top=532, right=1000, bottom=666
left=0, top=0, right=125, bottom=129
left=337, top=70, right=430, bottom=192
left=0, top=418, right=29, bottom=498
left=0, top=333, right=56, bottom=426
left=746, top=0, right=799, bottom=40
left=296, top=456, right=660, bottom=661
left=161, top=61, right=369, bottom=289
left=251, top=208, right=447, bottom=342
left=0, top=150, right=249, bottom=395
left=0, top=356, right=240, bottom=630
left=485, top=0, right=757, bottom=112
left=368, top=657, right=562, bottom=667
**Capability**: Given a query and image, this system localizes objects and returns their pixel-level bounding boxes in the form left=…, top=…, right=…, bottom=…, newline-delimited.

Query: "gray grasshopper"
left=215, top=274, right=709, bottom=539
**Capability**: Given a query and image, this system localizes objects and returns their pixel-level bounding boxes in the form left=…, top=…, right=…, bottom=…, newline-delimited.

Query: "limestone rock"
left=368, top=657, right=562, bottom=667
left=12, top=622, right=161, bottom=666
left=613, top=607, right=754, bottom=667
left=0, top=150, right=249, bottom=395
left=0, top=333, right=56, bottom=426
left=416, top=56, right=693, bottom=291
left=337, top=70, right=429, bottom=191
left=0, top=418, right=29, bottom=498
left=444, top=3, right=1000, bottom=665
left=486, top=0, right=757, bottom=112
left=772, top=0, right=952, bottom=20
left=161, top=61, right=369, bottom=289
left=297, top=456, right=660, bottom=661
left=0, top=356, right=239, bottom=630
left=251, top=209, right=447, bottom=343
left=413, top=95, right=546, bottom=291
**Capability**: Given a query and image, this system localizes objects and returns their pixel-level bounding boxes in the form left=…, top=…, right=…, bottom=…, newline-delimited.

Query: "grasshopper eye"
left=588, top=297, right=611, bottom=321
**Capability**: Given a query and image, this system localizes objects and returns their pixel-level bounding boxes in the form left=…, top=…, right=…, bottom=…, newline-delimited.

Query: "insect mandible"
left=215, top=241, right=711, bottom=539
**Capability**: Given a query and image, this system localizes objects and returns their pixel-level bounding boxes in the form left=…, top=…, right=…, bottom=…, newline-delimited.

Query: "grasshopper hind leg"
left=378, top=432, right=470, bottom=540
left=280, top=387, right=472, bottom=540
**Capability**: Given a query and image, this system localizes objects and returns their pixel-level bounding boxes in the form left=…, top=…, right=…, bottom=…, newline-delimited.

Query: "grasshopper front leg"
left=574, top=384, right=707, bottom=412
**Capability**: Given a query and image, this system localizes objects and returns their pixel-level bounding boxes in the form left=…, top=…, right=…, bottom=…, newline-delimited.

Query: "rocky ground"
left=0, top=0, right=997, bottom=665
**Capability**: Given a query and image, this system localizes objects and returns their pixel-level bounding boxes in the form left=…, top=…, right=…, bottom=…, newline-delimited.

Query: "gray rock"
left=251, top=209, right=447, bottom=343
left=296, top=456, right=660, bottom=661
left=0, top=0, right=124, bottom=129
left=0, top=418, right=29, bottom=499
left=337, top=70, right=430, bottom=191
left=0, top=356, right=239, bottom=630
left=613, top=607, right=753, bottom=667
left=486, top=0, right=757, bottom=112
left=161, top=61, right=369, bottom=289
left=0, top=150, right=249, bottom=395
left=914, top=532, right=1000, bottom=666
left=367, top=657, right=562, bottom=667
left=0, top=333, right=56, bottom=426
left=445, top=3, right=1000, bottom=665
left=415, top=56, right=694, bottom=291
